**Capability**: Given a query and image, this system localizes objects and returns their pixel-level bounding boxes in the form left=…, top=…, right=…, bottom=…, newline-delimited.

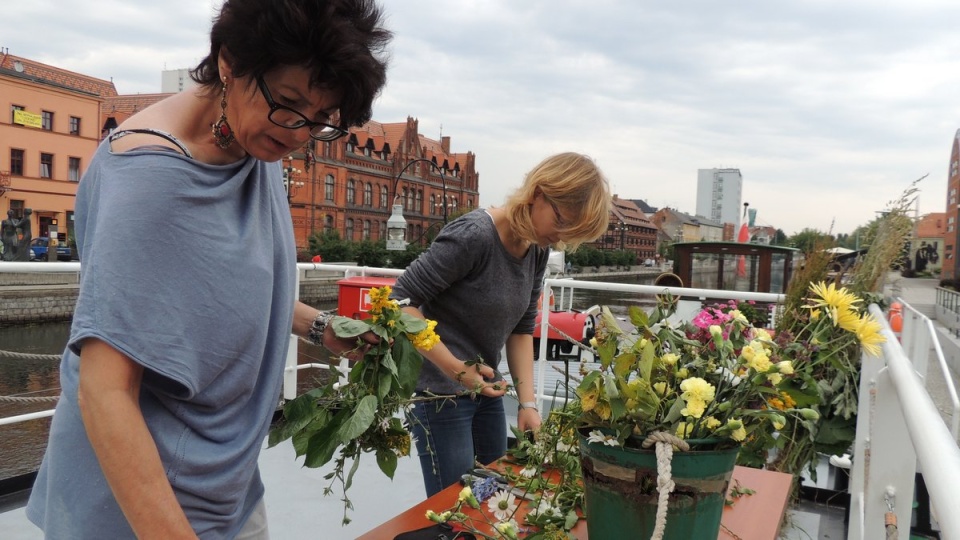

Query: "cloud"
left=5, top=0, right=958, bottom=235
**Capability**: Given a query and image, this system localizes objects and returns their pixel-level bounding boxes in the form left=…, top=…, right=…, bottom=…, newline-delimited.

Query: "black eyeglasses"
left=256, top=76, right=348, bottom=141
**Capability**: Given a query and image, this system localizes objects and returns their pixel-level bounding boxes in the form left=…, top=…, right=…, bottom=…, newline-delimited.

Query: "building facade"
left=945, top=130, right=960, bottom=279
left=696, top=168, right=743, bottom=229
left=0, top=52, right=115, bottom=245
left=584, top=195, right=658, bottom=263
left=283, top=116, right=479, bottom=253
left=912, top=212, right=945, bottom=275
left=1, top=53, right=479, bottom=258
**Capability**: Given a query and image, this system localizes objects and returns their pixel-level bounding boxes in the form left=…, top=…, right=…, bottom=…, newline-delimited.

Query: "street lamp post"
left=387, top=158, right=448, bottom=251
left=283, top=159, right=304, bottom=203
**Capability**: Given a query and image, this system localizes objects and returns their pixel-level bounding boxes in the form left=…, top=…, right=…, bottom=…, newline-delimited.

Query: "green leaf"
left=332, top=316, right=373, bottom=338
left=664, top=396, right=685, bottom=424
left=268, top=392, right=320, bottom=446
left=344, top=453, right=363, bottom=492
left=376, top=448, right=399, bottom=479
left=304, top=421, right=343, bottom=468
left=377, top=370, right=393, bottom=401
left=381, top=349, right=399, bottom=376
left=639, top=340, right=655, bottom=381
left=628, top=305, right=649, bottom=330
left=395, top=338, right=424, bottom=395
left=337, top=395, right=378, bottom=443
left=612, top=352, right=636, bottom=380
left=398, top=312, right=428, bottom=333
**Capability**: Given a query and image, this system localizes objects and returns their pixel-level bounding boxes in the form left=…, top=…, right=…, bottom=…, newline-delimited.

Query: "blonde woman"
left=392, top=152, right=611, bottom=496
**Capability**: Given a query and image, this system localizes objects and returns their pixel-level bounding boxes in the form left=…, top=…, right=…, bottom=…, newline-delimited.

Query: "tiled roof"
left=917, top=212, right=946, bottom=238
left=0, top=53, right=117, bottom=97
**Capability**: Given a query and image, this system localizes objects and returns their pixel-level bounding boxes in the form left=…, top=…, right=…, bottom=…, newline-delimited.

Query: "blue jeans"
left=408, top=395, right=507, bottom=497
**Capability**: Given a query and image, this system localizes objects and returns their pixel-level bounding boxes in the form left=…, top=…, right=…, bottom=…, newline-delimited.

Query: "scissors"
left=460, top=468, right=536, bottom=501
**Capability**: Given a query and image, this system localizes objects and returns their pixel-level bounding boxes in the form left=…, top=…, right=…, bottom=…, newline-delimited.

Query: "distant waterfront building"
left=161, top=68, right=197, bottom=93
left=696, top=168, right=743, bottom=229
left=585, top=195, right=658, bottom=262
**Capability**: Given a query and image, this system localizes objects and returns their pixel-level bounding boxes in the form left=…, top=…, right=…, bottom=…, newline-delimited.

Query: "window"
left=363, top=182, right=372, bottom=206
left=10, top=149, right=24, bottom=176
left=324, top=214, right=334, bottom=232
left=40, top=153, right=53, bottom=178
left=42, top=111, right=53, bottom=131
left=379, top=185, right=387, bottom=208
left=380, top=221, right=386, bottom=240
left=415, top=190, right=423, bottom=213
left=10, top=105, right=23, bottom=123
left=429, top=194, right=436, bottom=216
left=325, top=174, right=335, bottom=201
left=10, top=199, right=25, bottom=219
left=69, top=116, right=81, bottom=136
left=345, top=218, right=355, bottom=241
left=68, top=157, right=81, bottom=181
left=363, top=220, right=371, bottom=240
left=346, top=179, right=355, bottom=204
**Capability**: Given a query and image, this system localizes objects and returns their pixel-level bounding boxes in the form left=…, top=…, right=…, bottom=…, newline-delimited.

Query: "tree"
left=787, top=228, right=834, bottom=253
left=354, top=240, right=388, bottom=267
left=308, top=229, right=353, bottom=263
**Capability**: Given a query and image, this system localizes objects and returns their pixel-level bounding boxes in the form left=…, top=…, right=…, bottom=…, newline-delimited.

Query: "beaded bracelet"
left=308, top=311, right=334, bottom=347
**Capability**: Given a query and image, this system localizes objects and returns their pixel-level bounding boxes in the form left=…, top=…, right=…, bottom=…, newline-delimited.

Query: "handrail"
left=865, top=304, right=960, bottom=538
left=897, top=297, right=960, bottom=438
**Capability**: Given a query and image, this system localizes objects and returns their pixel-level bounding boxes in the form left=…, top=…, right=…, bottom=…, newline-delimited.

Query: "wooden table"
left=359, top=465, right=794, bottom=539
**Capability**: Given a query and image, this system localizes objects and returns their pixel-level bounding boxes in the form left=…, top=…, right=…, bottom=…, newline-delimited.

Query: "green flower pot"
left=578, top=432, right=740, bottom=540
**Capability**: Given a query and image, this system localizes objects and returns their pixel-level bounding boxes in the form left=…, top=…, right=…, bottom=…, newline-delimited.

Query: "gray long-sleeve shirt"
left=391, top=209, right=548, bottom=394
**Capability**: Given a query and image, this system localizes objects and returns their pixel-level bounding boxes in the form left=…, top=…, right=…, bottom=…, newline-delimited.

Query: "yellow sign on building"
left=13, top=109, right=42, bottom=128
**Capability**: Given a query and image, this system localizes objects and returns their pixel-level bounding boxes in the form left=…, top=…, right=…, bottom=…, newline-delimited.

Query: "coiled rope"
left=641, top=431, right=690, bottom=540
left=0, top=394, right=58, bottom=403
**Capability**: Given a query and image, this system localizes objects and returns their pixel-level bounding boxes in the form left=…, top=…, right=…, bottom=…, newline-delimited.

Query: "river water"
left=0, top=274, right=655, bottom=481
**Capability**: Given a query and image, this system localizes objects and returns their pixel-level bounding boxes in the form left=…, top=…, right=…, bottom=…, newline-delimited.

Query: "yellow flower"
left=727, top=419, right=746, bottom=442
left=676, top=422, right=693, bottom=439
left=709, top=325, right=723, bottom=337
left=679, top=377, right=715, bottom=419
left=661, top=353, right=679, bottom=366
left=768, top=397, right=786, bottom=411
left=835, top=307, right=861, bottom=332
left=854, top=313, right=886, bottom=356
left=752, top=328, right=773, bottom=342
left=729, top=309, right=749, bottom=324
left=767, top=373, right=782, bottom=385
left=704, top=416, right=721, bottom=430
left=595, top=401, right=612, bottom=421
left=409, top=319, right=441, bottom=351
left=653, top=382, right=667, bottom=396
left=746, top=349, right=772, bottom=373
left=771, top=414, right=786, bottom=430
left=806, top=281, right=861, bottom=323
left=368, top=286, right=398, bottom=314
left=776, top=361, right=794, bottom=375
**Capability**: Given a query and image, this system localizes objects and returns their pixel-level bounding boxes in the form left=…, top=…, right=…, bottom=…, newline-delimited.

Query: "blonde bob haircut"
left=503, top=152, right=611, bottom=252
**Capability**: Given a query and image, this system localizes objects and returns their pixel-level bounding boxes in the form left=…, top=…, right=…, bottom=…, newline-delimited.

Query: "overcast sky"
left=5, top=0, right=960, bottom=235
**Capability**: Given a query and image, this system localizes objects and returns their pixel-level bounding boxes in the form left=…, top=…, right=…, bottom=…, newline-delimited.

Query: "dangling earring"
left=211, top=77, right=235, bottom=149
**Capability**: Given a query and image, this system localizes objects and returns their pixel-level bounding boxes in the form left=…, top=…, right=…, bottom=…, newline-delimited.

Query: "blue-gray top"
left=27, top=134, right=296, bottom=538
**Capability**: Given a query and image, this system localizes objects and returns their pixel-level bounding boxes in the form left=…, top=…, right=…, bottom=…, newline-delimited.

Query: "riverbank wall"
left=0, top=265, right=667, bottom=327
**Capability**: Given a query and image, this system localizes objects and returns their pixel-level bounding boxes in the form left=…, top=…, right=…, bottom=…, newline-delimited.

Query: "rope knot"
left=641, top=431, right=691, bottom=452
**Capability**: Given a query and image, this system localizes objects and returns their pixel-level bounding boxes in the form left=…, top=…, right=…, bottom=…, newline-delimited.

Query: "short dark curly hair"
left=191, top=0, right=391, bottom=128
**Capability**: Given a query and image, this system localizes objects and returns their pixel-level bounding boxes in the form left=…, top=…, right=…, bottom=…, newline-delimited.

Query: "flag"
left=736, top=204, right=750, bottom=277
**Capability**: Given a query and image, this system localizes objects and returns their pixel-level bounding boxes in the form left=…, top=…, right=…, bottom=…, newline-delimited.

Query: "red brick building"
left=945, top=129, right=960, bottom=279
left=586, top=195, right=658, bottom=263
left=285, top=116, right=479, bottom=252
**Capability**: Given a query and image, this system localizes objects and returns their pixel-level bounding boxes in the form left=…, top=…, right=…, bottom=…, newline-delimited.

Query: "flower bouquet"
left=268, top=286, right=439, bottom=524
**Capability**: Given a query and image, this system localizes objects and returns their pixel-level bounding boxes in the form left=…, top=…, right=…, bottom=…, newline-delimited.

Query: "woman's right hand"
left=453, top=361, right=507, bottom=398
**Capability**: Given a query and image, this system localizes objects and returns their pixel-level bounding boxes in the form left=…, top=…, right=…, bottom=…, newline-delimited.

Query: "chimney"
left=441, top=136, right=450, bottom=154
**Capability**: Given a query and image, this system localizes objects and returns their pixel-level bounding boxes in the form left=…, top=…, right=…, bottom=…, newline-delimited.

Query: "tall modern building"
left=696, top=168, right=743, bottom=229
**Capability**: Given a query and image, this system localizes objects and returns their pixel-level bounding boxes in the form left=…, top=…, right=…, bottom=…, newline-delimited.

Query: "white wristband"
left=518, top=401, right=538, bottom=411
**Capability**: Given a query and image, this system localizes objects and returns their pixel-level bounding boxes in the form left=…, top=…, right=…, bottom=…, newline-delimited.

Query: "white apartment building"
left=696, top=168, right=743, bottom=228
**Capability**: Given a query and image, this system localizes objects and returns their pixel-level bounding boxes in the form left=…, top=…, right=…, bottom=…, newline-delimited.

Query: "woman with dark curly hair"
left=27, top=1, right=390, bottom=538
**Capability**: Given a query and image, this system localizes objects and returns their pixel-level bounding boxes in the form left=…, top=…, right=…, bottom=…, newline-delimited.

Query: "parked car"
left=30, top=237, right=72, bottom=261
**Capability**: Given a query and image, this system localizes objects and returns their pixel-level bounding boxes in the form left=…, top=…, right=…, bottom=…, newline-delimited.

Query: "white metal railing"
left=848, top=302, right=960, bottom=540
left=4, top=263, right=960, bottom=538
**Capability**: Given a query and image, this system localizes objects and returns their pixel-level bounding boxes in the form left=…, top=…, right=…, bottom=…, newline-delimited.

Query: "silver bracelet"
left=518, top=401, right=538, bottom=411
left=308, top=311, right=334, bottom=347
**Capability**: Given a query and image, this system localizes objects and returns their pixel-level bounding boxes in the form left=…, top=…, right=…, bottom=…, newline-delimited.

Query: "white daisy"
left=519, top=466, right=538, bottom=478
left=586, top=429, right=619, bottom=446
left=486, top=490, right=518, bottom=520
